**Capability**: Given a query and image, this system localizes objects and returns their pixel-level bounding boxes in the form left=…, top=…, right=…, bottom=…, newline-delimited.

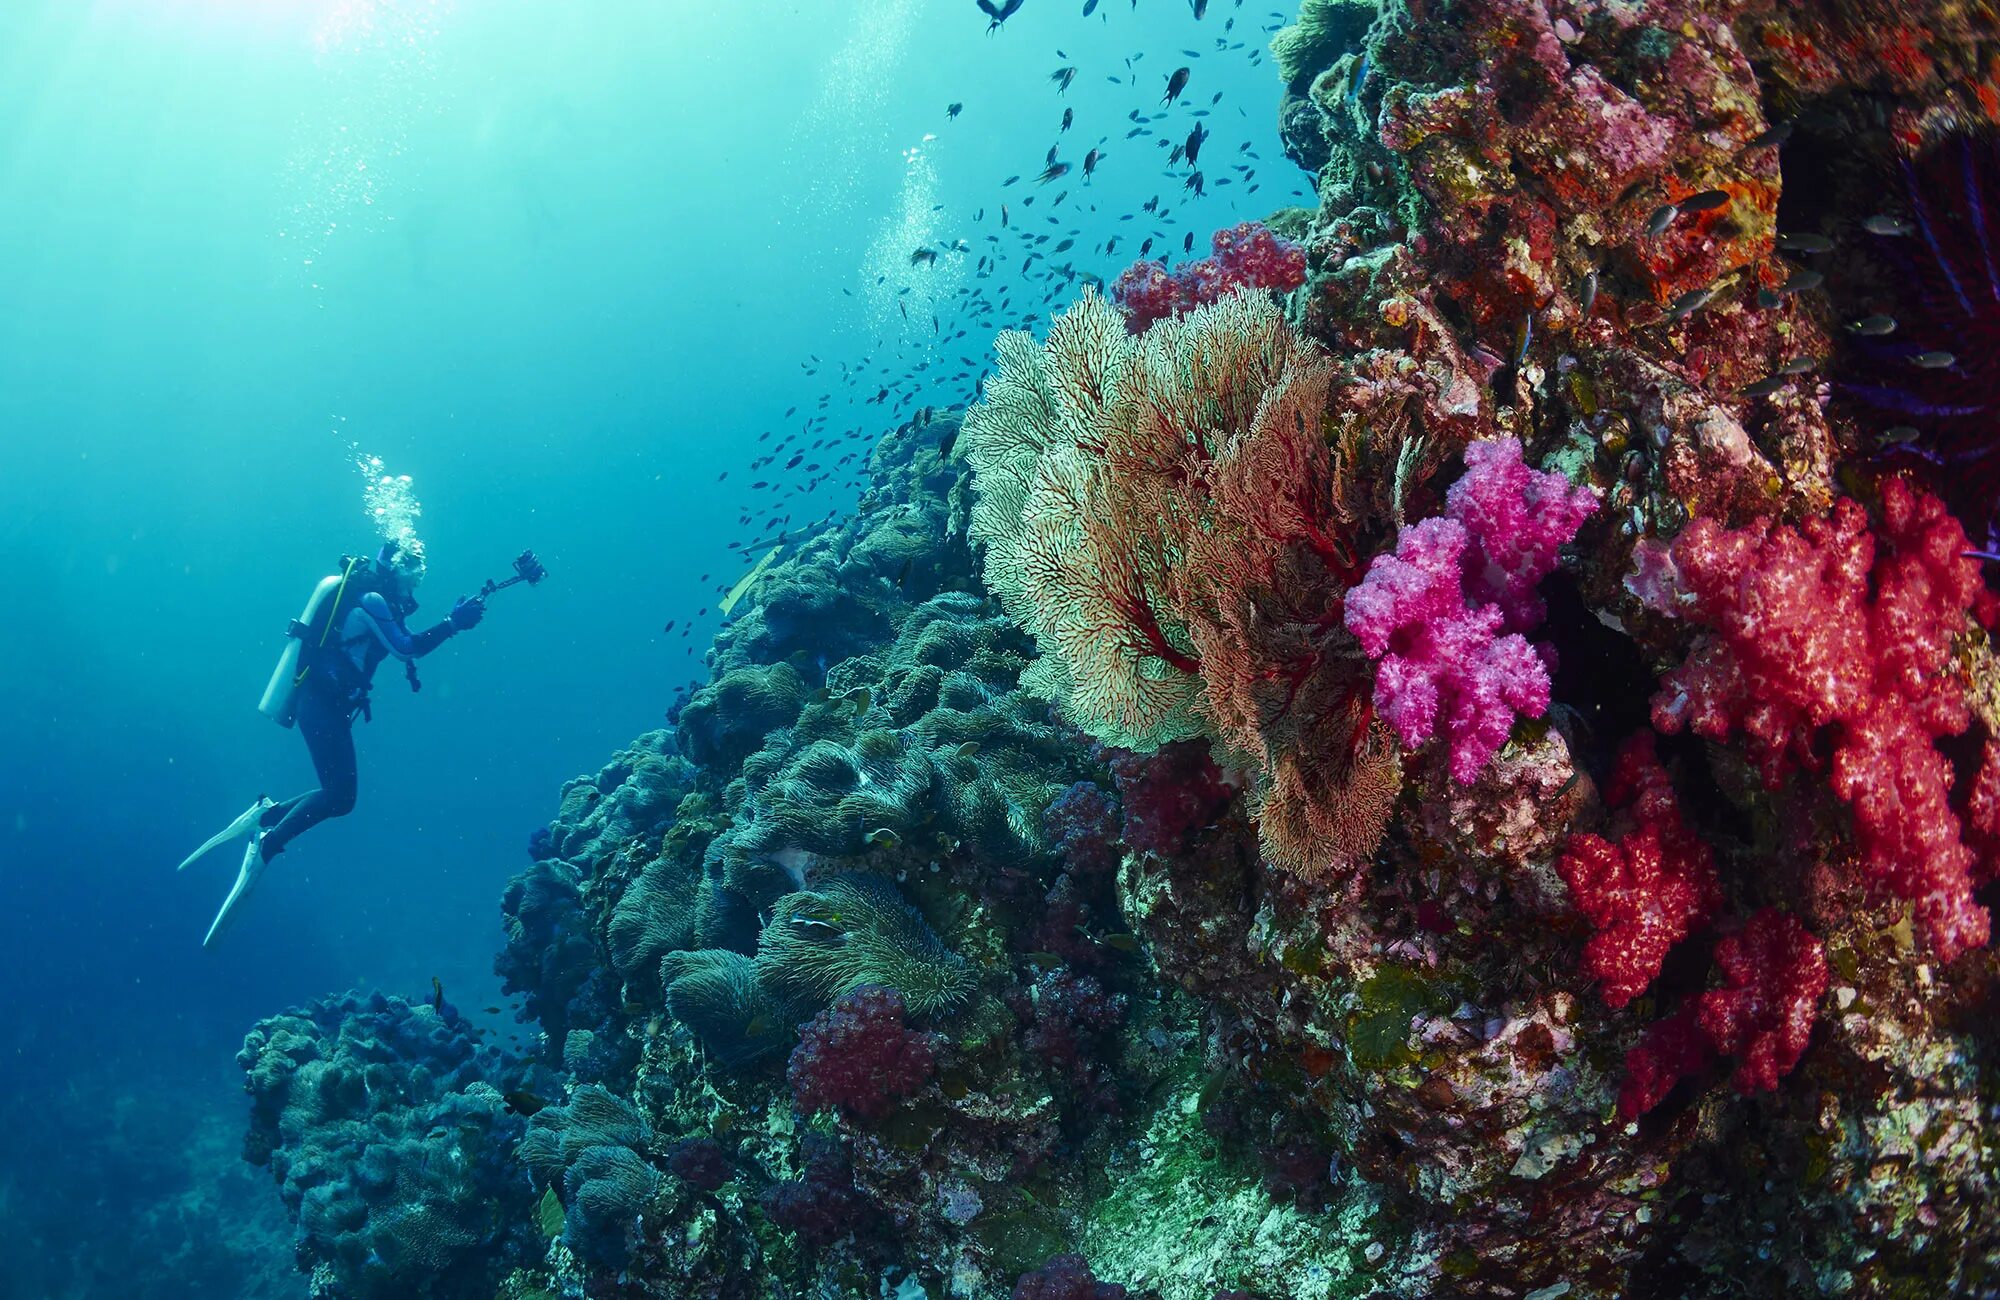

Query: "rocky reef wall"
left=241, top=1, right=2000, bottom=1296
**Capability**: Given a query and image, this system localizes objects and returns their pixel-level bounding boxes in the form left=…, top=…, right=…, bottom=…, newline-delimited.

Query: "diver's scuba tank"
left=258, top=557, right=367, bottom=728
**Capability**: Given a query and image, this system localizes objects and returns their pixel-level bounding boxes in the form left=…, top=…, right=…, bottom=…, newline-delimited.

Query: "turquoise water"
left=0, top=2, right=1302, bottom=1294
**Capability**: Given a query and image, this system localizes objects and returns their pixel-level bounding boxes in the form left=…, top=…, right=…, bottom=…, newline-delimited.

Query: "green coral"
left=754, top=874, right=975, bottom=1017
left=1078, top=1075, right=1424, bottom=1299
left=605, top=854, right=700, bottom=994
left=1271, top=0, right=1377, bottom=94
left=661, top=948, right=792, bottom=1066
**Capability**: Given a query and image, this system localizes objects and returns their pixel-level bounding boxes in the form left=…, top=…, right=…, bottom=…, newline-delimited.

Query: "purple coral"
left=1023, top=969, right=1127, bottom=1115
left=665, top=1136, right=732, bottom=1192
left=760, top=1135, right=866, bottom=1248
left=1042, top=781, right=1123, bottom=880
left=1345, top=438, right=1594, bottom=782
left=1103, top=740, right=1236, bottom=856
left=787, top=985, right=937, bottom=1123
left=1013, top=1253, right=1128, bottom=1300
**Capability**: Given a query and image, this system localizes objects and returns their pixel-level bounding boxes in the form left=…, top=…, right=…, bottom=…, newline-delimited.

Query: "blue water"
left=0, top=2, right=1304, bottom=1293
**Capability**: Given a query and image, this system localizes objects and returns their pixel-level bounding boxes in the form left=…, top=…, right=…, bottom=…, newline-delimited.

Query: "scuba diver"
left=176, top=540, right=539, bottom=948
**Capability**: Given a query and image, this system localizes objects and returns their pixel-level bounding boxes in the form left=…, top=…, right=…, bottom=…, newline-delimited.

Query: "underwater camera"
left=478, top=549, right=548, bottom=599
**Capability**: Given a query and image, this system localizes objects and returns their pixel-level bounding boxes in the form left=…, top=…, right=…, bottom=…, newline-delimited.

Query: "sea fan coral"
left=963, top=287, right=1405, bottom=876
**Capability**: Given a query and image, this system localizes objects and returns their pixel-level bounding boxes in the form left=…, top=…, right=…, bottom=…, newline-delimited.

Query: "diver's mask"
left=376, top=540, right=427, bottom=616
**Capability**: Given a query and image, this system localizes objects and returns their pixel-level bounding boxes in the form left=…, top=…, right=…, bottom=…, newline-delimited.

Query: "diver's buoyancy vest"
left=258, top=556, right=395, bottom=725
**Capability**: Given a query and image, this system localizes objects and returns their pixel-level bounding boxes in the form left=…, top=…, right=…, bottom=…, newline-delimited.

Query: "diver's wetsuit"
left=259, top=590, right=460, bottom=859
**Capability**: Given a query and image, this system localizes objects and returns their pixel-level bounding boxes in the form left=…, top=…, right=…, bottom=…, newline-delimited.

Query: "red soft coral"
left=787, top=986, right=937, bottom=1123
left=1618, top=1008, right=1713, bottom=1122
left=1651, top=479, right=1990, bottom=959
left=1557, top=733, right=1722, bottom=1009
left=1111, top=221, right=1307, bottom=332
left=1695, top=909, right=1828, bottom=1096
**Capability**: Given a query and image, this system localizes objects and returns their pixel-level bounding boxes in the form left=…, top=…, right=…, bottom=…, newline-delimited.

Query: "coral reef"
left=237, top=991, right=536, bottom=1300
left=241, top=2, right=2000, bottom=1297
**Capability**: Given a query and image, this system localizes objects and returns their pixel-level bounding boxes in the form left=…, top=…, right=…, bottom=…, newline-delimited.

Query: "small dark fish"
left=1512, top=314, right=1534, bottom=366
left=977, top=0, right=1024, bottom=29
left=1847, top=314, right=1897, bottom=336
left=938, top=425, right=960, bottom=461
left=1740, top=375, right=1790, bottom=397
left=1912, top=351, right=1957, bottom=369
left=1644, top=203, right=1679, bottom=237
left=1184, top=122, right=1207, bottom=165
left=946, top=102, right=963, bottom=118
left=1756, top=288, right=1783, bottom=310
left=910, top=246, right=938, bottom=266
left=743, top=1014, right=774, bottom=1038
left=1777, top=267, right=1823, bottom=295
left=1579, top=269, right=1598, bottom=318
left=1189, top=0, right=1207, bottom=16
left=1102, top=932, right=1143, bottom=952
left=1862, top=214, right=1913, bottom=237
left=1060, top=106, right=1073, bottom=132
left=1879, top=425, right=1920, bottom=444
left=895, top=557, right=913, bottom=588
left=1746, top=119, right=1794, bottom=150
left=1776, top=232, right=1834, bottom=254
left=1184, top=231, right=1195, bottom=252
left=1083, top=0, right=1099, bottom=12
left=1000, top=203, right=1009, bottom=227
left=1163, top=67, right=1191, bottom=105
left=1184, top=169, right=1205, bottom=196
left=484, top=1005, right=502, bottom=1015
left=788, top=916, right=845, bottom=940
left=503, top=1090, right=549, bottom=1117
left=431, top=977, right=445, bottom=1012
left=1054, top=237, right=1076, bottom=252
left=1051, top=66, right=1078, bottom=93
left=1776, top=355, right=1818, bottom=375
left=1036, top=161, right=1071, bottom=184
left=1138, top=236, right=1153, bottom=255
left=1081, top=149, right=1101, bottom=178
left=1666, top=287, right=1713, bottom=320
left=1680, top=189, right=1731, bottom=213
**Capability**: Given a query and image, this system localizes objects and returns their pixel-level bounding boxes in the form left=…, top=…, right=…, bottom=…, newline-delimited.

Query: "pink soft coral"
left=1651, top=479, right=1991, bottom=959
left=1111, top=221, right=1307, bottom=332
left=1346, top=439, right=1596, bottom=782
left=1557, top=732, right=1722, bottom=1009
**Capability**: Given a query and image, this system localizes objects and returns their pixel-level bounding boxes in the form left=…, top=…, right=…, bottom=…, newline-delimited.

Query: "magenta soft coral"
left=1651, top=478, right=1992, bottom=959
left=1110, top=221, right=1306, bottom=332
left=1346, top=438, right=1596, bottom=782
left=1557, top=732, right=1721, bottom=1009
left=787, top=985, right=937, bottom=1123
